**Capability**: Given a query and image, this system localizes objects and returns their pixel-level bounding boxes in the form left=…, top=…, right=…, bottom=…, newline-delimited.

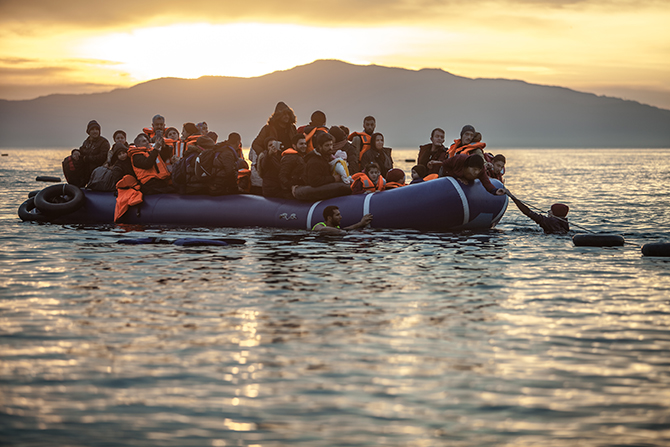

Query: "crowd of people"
left=64, top=102, right=509, bottom=202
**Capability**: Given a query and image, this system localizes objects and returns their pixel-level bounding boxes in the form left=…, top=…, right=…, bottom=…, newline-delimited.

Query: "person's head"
left=71, top=148, right=81, bottom=161
left=310, top=110, right=326, bottom=127
left=265, top=137, right=279, bottom=153
left=472, top=132, right=482, bottom=143
left=113, top=130, right=127, bottom=145
left=328, top=126, right=346, bottom=143
left=86, top=120, right=101, bottom=138
left=165, top=127, right=180, bottom=141
left=227, top=132, right=242, bottom=149
left=182, top=122, right=199, bottom=138
left=323, top=205, right=342, bottom=227
left=411, top=164, right=427, bottom=180
left=134, top=133, right=151, bottom=148
left=197, top=121, right=208, bottom=134
left=315, top=132, right=335, bottom=156
left=387, top=168, right=405, bottom=185
left=269, top=102, right=296, bottom=128
left=371, top=132, right=384, bottom=150
left=550, top=203, right=569, bottom=218
left=339, top=125, right=350, bottom=137
left=460, top=124, right=475, bottom=145
left=364, top=162, right=381, bottom=183
left=363, top=116, right=376, bottom=135
left=205, top=131, right=218, bottom=143
left=430, top=128, right=445, bottom=147
left=492, top=154, right=506, bottom=175
left=196, top=136, right=215, bottom=150
left=292, top=133, right=307, bottom=153
left=110, top=142, right=128, bottom=164
left=152, top=114, right=165, bottom=132
left=463, top=154, right=484, bottom=180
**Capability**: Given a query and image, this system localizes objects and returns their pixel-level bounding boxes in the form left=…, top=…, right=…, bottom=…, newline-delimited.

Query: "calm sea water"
left=1, top=148, right=669, bottom=446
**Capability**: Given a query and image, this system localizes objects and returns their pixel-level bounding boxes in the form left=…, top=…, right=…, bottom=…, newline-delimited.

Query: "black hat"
left=460, top=125, right=475, bottom=138
left=328, top=125, right=346, bottom=143
left=87, top=120, right=101, bottom=135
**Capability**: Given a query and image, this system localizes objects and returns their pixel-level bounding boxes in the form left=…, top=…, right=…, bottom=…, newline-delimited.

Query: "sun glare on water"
left=77, top=23, right=419, bottom=81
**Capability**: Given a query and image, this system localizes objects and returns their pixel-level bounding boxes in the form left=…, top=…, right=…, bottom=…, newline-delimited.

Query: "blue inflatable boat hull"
left=25, top=177, right=508, bottom=231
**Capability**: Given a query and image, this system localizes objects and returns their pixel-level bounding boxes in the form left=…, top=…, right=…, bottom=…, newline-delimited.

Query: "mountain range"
left=1, top=60, right=668, bottom=148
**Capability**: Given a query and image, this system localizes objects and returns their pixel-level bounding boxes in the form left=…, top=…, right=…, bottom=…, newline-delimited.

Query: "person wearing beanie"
left=505, top=192, right=570, bottom=234
left=417, top=128, right=447, bottom=175
left=113, top=130, right=129, bottom=148
left=182, top=122, right=200, bottom=138
left=384, top=168, right=406, bottom=189
left=447, top=124, right=487, bottom=158
left=441, top=153, right=505, bottom=196
left=409, top=164, right=428, bottom=184
left=329, top=125, right=360, bottom=174
left=251, top=101, right=297, bottom=156
left=78, top=119, right=110, bottom=185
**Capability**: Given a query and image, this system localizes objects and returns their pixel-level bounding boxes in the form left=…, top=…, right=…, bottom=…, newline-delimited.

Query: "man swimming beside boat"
left=312, top=205, right=373, bottom=235
left=505, top=191, right=570, bottom=234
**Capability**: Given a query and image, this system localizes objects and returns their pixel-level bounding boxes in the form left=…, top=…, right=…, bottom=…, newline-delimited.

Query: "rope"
left=506, top=192, right=595, bottom=233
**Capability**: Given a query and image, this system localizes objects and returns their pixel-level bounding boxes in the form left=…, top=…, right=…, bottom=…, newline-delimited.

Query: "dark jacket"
left=511, top=197, right=570, bottom=234
left=441, top=153, right=498, bottom=195
left=360, top=147, right=393, bottom=179
left=205, top=143, right=240, bottom=195
left=131, top=148, right=173, bottom=195
left=79, top=136, right=110, bottom=181
left=279, top=150, right=306, bottom=191
left=259, top=150, right=284, bottom=197
left=417, top=143, right=448, bottom=175
left=304, top=150, right=336, bottom=187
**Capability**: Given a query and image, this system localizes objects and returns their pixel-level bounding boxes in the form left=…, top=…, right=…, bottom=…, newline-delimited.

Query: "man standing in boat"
left=348, top=116, right=376, bottom=164
left=312, top=205, right=373, bottom=235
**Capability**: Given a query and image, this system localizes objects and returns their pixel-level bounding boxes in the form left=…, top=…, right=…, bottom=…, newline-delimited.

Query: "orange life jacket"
left=128, top=146, right=171, bottom=184
left=384, top=181, right=405, bottom=190
left=423, top=173, right=439, bottom=181
left=281, top=148, right=298, bottom=156
left=142, top=127, right=156, bottom=139
left=348, top=132, right=373, bottom=161
left=351, top=172, right=386, bottom=193
left=114, top=175, right=143, bottom=222
left=448, top=139, right=487, bottom=158
left=303, top=127, right=329, bottom=153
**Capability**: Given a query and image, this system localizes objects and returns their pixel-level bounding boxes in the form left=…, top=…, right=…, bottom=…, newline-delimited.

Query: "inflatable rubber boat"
left=19, top=177, right=507, bottom=231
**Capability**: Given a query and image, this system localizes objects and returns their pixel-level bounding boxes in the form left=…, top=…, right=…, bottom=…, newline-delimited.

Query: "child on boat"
left=351, top=162, right=386, bottom=194
left=330, top=149, right=352, bottom=185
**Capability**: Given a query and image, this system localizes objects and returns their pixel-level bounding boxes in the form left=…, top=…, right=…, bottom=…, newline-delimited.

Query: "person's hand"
left=361, top=214, right=373, bottom=226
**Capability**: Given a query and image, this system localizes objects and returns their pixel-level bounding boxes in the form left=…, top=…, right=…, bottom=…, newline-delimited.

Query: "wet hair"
left=492, top=154, right=506, bottom=164
left=364, top=162, right=381, bottom=174
left=292, top=133, right=306, bottom=146
left=323, top=205, right=339, bottom=221
left=315, top=132, right=335, bottom=148
left=465, top=154, right=485, bottom=169
left=431, top=128, right=445, bottom=139
left=310, top=111, right=326, bottom=126
left=363, top=116, right=376, bottom=123
left=411, top=164, right=427, bottom=178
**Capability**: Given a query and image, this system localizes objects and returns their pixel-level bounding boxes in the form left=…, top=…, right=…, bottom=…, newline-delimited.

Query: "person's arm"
left=313, top=224, right=346, bottom=235
left=343, top=214, right=373, bottom=231
left=506, top=191, right=544, bottom=225
left=132, top=149, right=159, bottom=169
left=478, top=170, right=505, bottom=195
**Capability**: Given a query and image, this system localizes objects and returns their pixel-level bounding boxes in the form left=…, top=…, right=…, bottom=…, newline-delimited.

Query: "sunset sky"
left=1, top=0, right=669, bottom=109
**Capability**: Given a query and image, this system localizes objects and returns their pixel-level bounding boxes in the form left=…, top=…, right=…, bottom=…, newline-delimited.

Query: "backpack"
left=172, top=150, right=200, bottom=194
left=194, top=150, right=220, bottom=180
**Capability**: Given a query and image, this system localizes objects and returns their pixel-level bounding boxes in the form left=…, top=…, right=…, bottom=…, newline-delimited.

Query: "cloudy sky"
left=1, top=0, right=669, bottom=109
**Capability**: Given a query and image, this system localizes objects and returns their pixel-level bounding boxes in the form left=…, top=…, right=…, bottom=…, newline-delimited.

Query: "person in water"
left=441, top=153, right=505, bottom=195
left=505, top=191, right=570, bottom=234
left=312, top=205, right=373, bottom=235
left=417, top=128, right=447, bottom=175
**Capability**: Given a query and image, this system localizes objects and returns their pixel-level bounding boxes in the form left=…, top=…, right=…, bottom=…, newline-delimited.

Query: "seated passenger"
left=279, top=133, right=307, bottom=196
left=349, top=116, right=376, bottom=163
left=171, top=144, right=204, bottom=195
left=487, top=154, right=506, bottom=183
left=409, top=164, right=427, bottom=184
left=417, top=128, right=447, bottom=175
left=62, top=149, right=86, bottom=187
left=258, top=137, right=286, bottom=198
left=297, top=110, right=329, bottom=152
left=109, top=143, right=133, bottom=186
left=205, top=131, right=218, bottom=143
left=360, top=132, right=393, bottom=179
left=351, top=162, right=385, bottom=194
left=79, top=120, right=111, bottom=185
left=113, top=130, right=129, bottom=148
left=303, top=133, right=339, bottom=188
left=197, top=122, right=208, bottom=135
left=128, top=133, right=174, bottom=195
left=195, top=134, right=242, bottom=196
left=312, top=205, right=373, bottom=235
left=330, top=149, right=352, bottom=185
left=384, top=168, right=406, bottom=189
left=143, top=114, right=166, bottom=143
left=329, top=126, right=360, bottom=174
left=447, top=125, right=487, bottom=158
left=441, top=153, right=504, bottom=195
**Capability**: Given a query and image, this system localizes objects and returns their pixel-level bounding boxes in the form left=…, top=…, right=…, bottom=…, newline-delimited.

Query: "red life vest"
left=302, top=127, right=329, bottom=153
left=351, top=172, right=385, bottom=193
left=448, top=139, right=487, bottom=157
left=348, top=132, right=373, bottom=161
left=128, top=146, right=171, bottom=184
left=114, top=175, right=143, bottom=222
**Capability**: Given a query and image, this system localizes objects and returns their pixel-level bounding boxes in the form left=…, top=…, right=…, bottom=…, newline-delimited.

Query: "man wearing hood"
left=79, top=120, right=110, bottom=184
left=251, top=102, right=298, bottom=156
